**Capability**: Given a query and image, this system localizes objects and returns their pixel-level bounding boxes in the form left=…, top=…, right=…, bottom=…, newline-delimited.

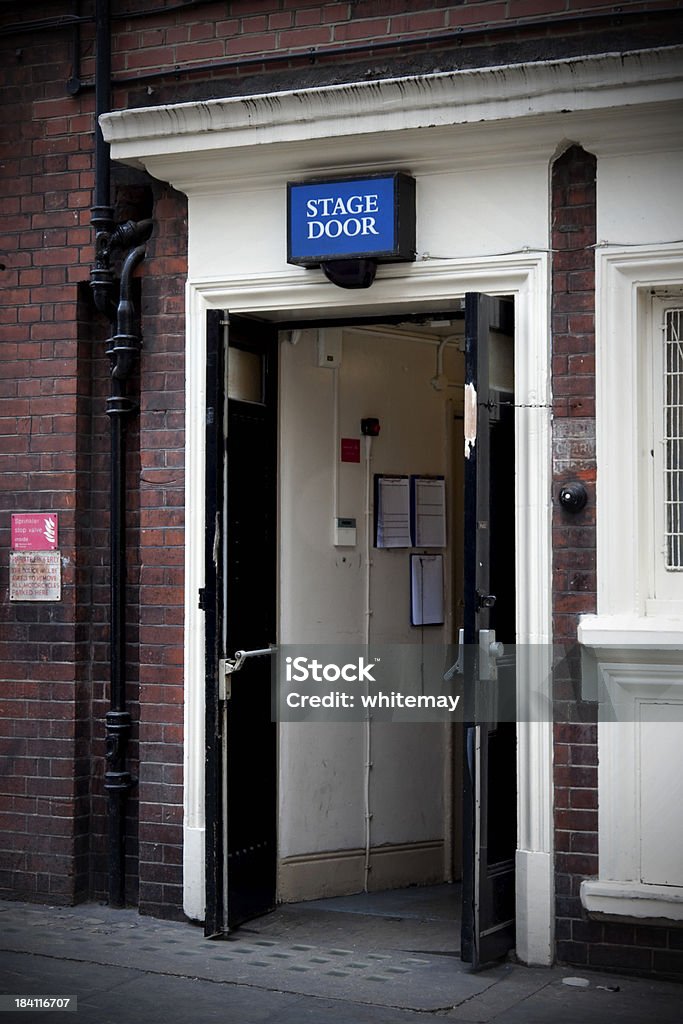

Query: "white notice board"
left=374, top=475, right=412, bottom=548
left=410, top=554, right=444, bottom=626
left=411, top=476, right=447, bottom=547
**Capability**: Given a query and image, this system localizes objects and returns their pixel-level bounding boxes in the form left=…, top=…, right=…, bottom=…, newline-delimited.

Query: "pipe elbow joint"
left=110, top=218, right=154, bottom=253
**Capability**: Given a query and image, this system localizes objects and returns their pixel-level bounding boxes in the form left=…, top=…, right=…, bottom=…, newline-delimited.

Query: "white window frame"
left=648, top=298, right=683, bottom=608
left=581, top=243, right=683, bottom=630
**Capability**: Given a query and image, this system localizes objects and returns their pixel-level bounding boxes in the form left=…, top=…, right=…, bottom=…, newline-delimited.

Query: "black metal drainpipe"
left=89, top=0, right=153, bottom=908
left=103, top=239, right=150, bottom=907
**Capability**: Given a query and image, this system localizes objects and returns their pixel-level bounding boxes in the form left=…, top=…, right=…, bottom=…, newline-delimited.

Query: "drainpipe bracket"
left=103, top=770, right=134, bottom=793
left=106, top=395, right=138, bottom=417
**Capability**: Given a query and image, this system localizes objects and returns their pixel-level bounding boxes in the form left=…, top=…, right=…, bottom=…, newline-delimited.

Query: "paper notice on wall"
left=410, top=554, right=444, bottom=625
left=374, top=475, right=411, bottom=548
left=411, top=476, right=446, bottom=547
left=9, top=550, right=61, bottom=601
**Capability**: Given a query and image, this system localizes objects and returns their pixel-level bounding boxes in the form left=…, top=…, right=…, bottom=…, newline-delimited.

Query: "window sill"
left=578, top=615, right=683, bottom=652
left=581, top=879, right=683, bottom=924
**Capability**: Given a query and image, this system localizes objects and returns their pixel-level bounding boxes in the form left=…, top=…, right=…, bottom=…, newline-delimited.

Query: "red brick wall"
left=0, top=17, right=93, bottom=904
left=101, top=0, right=683, bottom=79
left=0, top=10, right=187, bottom=912
left=5, top=4, right=683, bottom=111
left=137, top=182, right=188, bottom=919
left=550, top=140, right=600, bottom=962
left=106, top=1, right=683, bottom=107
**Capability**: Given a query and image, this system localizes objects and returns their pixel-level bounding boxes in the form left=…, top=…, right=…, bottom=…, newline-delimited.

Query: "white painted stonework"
left=101, top=45, right=683, bottom=965
left=578, top=245, right=683, bottom=924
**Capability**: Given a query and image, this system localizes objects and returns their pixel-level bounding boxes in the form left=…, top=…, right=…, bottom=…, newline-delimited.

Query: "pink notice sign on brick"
left=11, top=513, right=59, bottom=551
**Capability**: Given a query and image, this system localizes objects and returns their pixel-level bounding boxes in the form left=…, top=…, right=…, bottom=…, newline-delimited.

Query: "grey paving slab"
left=249, top=902, right=457, bottom=952
left=0, top=949, right=324, bottom=1024
left=77, top=973, right=310, bottom=1024
left=263, top=994, right=425, bottom=1024
left=0, top=948, right=140, bottom=999
left=475, top=971, right=683, bottom=1024
left=300, top=883, right=459, bottom=921
left=0, top=898, right=494, bottom=1012
left=448, top=963, right=557, bottom=1021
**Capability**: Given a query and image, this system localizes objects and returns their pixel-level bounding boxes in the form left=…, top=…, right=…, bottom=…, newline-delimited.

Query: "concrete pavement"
left=0, top=887, right=681, bottom=1023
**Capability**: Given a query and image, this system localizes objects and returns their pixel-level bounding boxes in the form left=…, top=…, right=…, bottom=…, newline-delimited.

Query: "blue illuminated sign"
left=287, top=173, right=416, bottom=268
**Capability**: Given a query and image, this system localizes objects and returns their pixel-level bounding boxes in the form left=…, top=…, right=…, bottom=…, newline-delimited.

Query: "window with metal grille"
left=664, top=308, right=683, bottom=570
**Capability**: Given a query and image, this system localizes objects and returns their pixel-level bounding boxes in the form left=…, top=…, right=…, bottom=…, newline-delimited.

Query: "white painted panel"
left=640, top=703, right=683, bottom=886
left=597, top=152, right=683, bottom=247
left=581, top=655, right=683, bottom=920
left=418, top=164, right=548, bottom=260
left=370, top=723, right=445, bottom=845
left=190, top=187, right=286, bottom=277
left=278, top=722, right=365, bottom=857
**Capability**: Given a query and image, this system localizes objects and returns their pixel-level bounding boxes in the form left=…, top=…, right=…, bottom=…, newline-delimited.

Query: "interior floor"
left=237, top=883, right=461, bottom=956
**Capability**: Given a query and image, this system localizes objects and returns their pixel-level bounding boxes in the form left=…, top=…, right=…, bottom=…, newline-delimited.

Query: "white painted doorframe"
left=182, top=253, right=554, bottom=965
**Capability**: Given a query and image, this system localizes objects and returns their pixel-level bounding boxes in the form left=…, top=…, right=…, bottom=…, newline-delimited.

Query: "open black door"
left=204, top=310, right=278, bottom=936
left=461, top=293, right=517, bottom=967
left=204, top=308, right=226, bottom=937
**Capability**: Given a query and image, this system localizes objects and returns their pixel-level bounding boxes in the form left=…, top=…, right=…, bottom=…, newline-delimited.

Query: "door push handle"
left=444, top=629, right=504, bottom=683
left=479, top=629, right=504, bottom=682
left=219, top=645, right=277, bottom=701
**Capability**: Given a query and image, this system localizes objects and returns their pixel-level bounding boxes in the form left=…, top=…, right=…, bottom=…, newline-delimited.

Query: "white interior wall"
left=278, top=326, right=463, bottom=895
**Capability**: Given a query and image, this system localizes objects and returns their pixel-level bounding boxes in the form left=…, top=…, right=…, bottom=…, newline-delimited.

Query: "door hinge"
left=198, top=587, right=209, bottom=610
left=218, top=658, right=232, bottom=703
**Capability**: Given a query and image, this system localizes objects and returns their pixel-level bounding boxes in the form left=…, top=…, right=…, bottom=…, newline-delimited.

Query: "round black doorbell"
left=558, top=481, right=588, bottom=512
